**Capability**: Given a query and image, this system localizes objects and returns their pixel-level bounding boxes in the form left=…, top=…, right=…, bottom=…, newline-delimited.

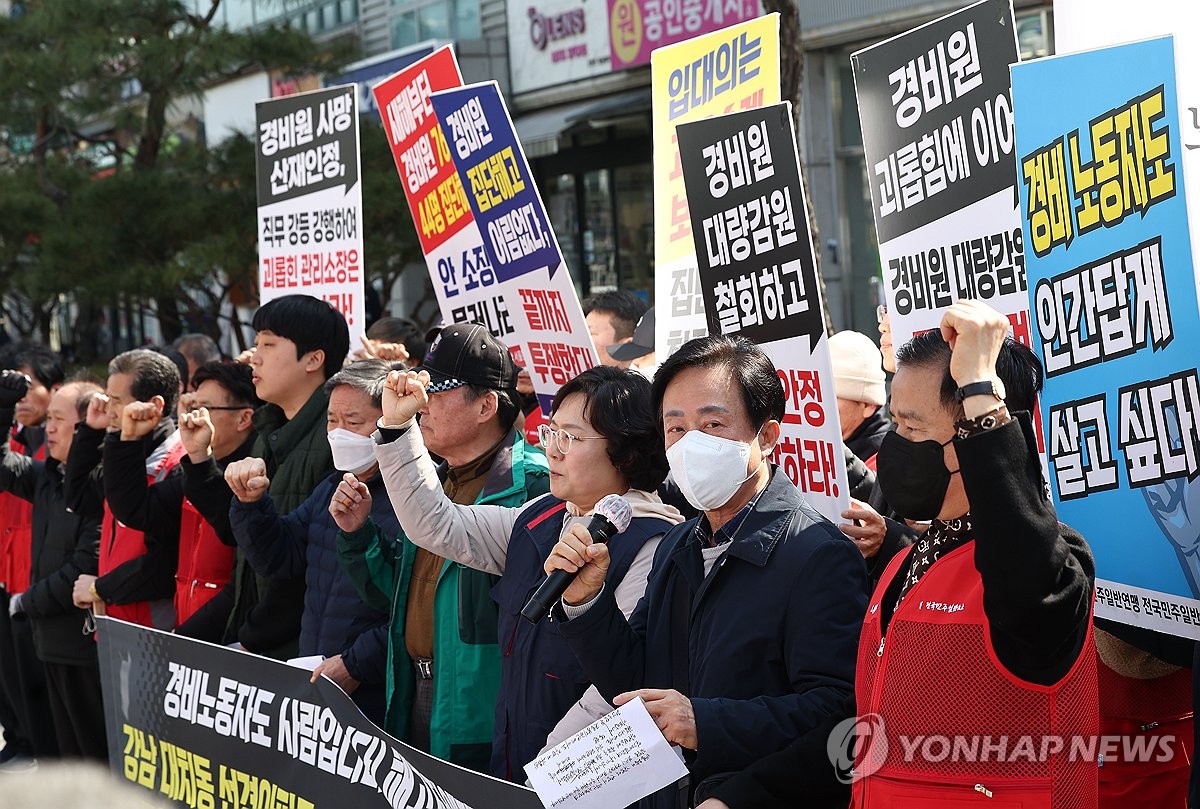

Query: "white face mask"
left=327, top=428, right=377, bottom=475
left=666, top=429, right=762, bottom=512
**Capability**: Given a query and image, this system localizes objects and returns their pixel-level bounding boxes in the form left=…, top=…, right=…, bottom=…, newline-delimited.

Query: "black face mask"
left=876, top=430, right=958, bottom=522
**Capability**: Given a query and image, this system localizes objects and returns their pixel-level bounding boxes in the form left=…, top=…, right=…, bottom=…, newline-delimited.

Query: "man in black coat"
left=0, top=373, right=108, bottom=760
left=544, top=335, right=867, bottom=809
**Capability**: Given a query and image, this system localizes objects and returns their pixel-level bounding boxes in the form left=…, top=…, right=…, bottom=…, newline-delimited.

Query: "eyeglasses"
left=536, top=424, right=605, bottom=455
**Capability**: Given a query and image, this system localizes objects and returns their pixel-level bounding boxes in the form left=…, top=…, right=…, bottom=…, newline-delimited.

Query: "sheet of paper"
left=525, top=697, right=689, bottom=809
left=286, top=655, right=325, bottom=672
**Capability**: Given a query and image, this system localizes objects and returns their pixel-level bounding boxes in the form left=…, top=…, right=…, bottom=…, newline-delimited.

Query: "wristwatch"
left=955, top=378, right=1006, bottom=402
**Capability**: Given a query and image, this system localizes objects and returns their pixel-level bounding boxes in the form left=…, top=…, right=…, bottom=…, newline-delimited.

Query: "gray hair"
left=172, top=333, right=222, bottom=366
left=463, top=384, right=521, bottom=432
left=324, top=358, right=404, bottom=408
left=107, top=349, right=181, bottom=413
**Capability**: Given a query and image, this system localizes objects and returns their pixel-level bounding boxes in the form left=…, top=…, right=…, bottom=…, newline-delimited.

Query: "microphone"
left=521, top=493, right=633, bottom=624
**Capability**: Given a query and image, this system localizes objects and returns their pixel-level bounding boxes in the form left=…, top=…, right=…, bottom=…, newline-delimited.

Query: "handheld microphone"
left=520, top=493, right=633, bottom=624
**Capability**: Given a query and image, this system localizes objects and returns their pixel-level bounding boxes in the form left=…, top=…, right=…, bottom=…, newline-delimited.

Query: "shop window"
left=390, top=0, right=479, bottom=48
left=1016, top=8, right=1054, bottom=60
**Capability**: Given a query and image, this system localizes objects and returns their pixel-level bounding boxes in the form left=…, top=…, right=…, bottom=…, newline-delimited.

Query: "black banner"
left=255, top=85, right=361, bottom=206
left=850, top=0, right=1018, bottom=243
left=677, top=102, right=823, bottom=352
left=97, top=617, right=542, bottom=809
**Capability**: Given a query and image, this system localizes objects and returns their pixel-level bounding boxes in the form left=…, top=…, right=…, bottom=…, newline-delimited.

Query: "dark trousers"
left=0, top=591, right=28, bottom=756
left=0, top=592, right=58, bottom=757
left=43, top=661, right=108, bottom=761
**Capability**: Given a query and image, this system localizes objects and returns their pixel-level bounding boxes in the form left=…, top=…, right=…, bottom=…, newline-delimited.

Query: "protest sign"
left=375, top=53, right=596, bottom=413
left=678, top=103, right=848, bottom=522
left=852, top=0, right=1030, bottom=351
left=651, top=14, right=780, bottom=361
left=1012, top=36, right=1200, bottom=639
left=97, top=616, right=542, bottom=809
left=373, top=47, right=508, bottom=335
left=256, top=85, right=365, bottom=347
left=429, top=80, right=598, bottom=413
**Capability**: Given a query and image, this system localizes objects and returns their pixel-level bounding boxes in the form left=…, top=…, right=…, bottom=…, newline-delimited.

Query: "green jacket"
left=338, top=429, right=549, bottom=770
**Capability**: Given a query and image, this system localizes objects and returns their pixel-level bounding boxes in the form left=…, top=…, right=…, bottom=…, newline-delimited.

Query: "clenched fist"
left=121, top=399, right=164, bottom=442
left=224, top=457, right=271, bottom=503
left=0, top=370, right=31, bottom=408
left=329, top=473, right=373, bottom=533
left=381, top=369, right=430, bottom=427
left=179, top=408, right=215, bottom=462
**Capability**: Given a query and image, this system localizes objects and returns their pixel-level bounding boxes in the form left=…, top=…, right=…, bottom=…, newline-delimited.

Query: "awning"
left=514, top=101, right=590, bottom=159
left=514, top=88, right=652, bottom=159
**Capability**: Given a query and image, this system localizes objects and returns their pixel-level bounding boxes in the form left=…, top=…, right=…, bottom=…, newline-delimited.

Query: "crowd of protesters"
left=0, top=291, right=1194, bottom=808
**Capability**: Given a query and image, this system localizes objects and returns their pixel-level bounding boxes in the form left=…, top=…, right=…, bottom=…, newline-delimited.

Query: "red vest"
left=99, top=439, right=187, bottom=628
left=174, top=496, right=234, bottom=625
left=852, top=541, right=1098, bottom=809
left=0, top=432, right=43, bottom=593
left=1097, top=653, right=1193, bottom=807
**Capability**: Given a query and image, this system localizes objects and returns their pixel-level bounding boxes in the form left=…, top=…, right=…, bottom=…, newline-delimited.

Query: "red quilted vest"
left=99, top=438, right=186, bottom=628
left=0, top=431, right=42, bottom=593
left=173, top=496, right=234, bottom=625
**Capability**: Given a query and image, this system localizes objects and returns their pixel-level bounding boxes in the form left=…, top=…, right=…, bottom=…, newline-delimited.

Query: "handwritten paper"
left=285, top=655, right=325, bottom=672
left=525, top=697, right=689, bottom=809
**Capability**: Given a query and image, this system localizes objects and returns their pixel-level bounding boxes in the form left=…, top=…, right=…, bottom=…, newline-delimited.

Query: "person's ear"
left=477, top=391, right=499, bottom=424
left=303, top=349, right=325, bottom=374
left=236, top=408, right=255, bottom=433
left=758, top=420, right=782, bottom=457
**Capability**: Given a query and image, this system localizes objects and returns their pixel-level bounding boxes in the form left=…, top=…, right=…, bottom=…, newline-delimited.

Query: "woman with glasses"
left=330, top=364, right=683, bottom=781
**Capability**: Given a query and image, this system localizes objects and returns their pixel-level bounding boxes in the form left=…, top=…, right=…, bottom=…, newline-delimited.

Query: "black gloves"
left=0, top=370, right=31, bottom=408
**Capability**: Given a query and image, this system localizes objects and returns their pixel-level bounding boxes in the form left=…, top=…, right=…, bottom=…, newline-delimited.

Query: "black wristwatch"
left=955, top=378, right=1006, bottom=402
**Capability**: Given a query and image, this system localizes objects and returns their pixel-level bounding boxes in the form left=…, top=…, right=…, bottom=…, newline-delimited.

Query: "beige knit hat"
left=828, top=331, right=887, bottom=406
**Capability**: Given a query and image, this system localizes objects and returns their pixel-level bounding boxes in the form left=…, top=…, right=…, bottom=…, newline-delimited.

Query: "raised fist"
left=86, top=393, right=112, bottom=431
left=0, top=370, right=31, bottom=409
left=381, top=369, right=430, bottom=427
left=120, top=400, right=164, bottom=441
left=224, top=457, right=271, bottom=504
left=179, top=408, right=215, bottom=462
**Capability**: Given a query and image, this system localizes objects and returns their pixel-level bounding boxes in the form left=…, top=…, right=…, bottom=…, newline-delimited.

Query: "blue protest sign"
left=429, top=82, right=563, bottom=282
left=1012, top=36, right=1200, bottom=637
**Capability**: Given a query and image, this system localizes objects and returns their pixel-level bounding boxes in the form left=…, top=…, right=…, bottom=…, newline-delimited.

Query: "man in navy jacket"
left=223, top=361, right=394, bottom=724
left=545, top=335, right=867, bottom=809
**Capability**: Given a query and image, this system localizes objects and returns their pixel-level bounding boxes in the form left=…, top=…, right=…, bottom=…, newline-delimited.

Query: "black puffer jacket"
left=0, top=407, right=101, bottom=666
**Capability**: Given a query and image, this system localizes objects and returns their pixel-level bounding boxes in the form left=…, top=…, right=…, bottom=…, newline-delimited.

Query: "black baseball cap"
left=418, top=323, right=519, bottom=393
left=608, top=306, right=655, bottom=362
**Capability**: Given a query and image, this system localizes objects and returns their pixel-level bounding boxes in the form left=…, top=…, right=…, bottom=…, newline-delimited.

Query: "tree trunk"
left=762, top=0, right=835, bottom=336
left=155, top=294, right=183, bottom=343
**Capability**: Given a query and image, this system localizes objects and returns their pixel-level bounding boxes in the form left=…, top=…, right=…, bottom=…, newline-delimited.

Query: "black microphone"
left=521, top=494, right=633, bottom=624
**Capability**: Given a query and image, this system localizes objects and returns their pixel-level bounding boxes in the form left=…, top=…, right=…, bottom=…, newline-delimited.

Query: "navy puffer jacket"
left=230, top=471, right=393, bottom=723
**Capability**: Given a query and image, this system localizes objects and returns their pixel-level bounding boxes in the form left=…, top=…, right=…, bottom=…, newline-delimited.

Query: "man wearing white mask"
left=544, top=334, right=867, bottom=809
left=222, top=359, right=396, bottom=725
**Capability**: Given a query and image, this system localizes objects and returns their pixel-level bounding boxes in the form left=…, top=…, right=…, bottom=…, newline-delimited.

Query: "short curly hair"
left=551, top=366, right=669, bottom=492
